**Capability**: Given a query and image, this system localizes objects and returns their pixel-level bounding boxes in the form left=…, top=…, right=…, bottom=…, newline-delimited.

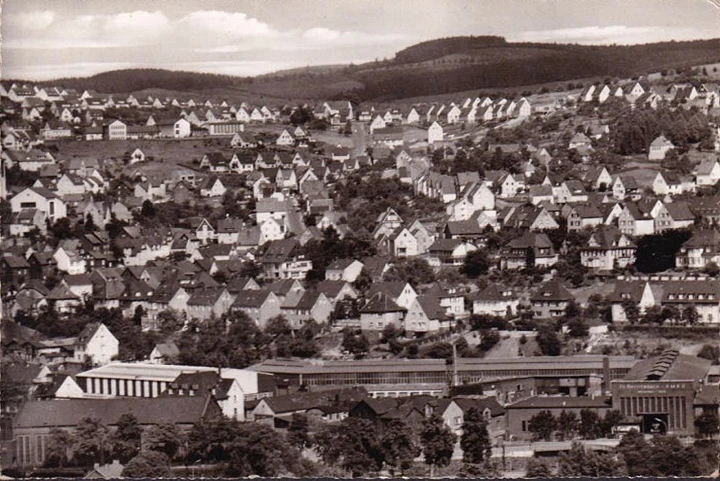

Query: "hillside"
left=11, top=37, right=720, bottom=102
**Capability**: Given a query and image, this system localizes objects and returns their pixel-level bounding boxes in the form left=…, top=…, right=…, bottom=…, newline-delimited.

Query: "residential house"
left=500, top=204, right=559, bottom=231
left=676, top=229, right=720, bottom=269
left=367, top=282, right=417, bottom=310
left=612, top=175, right=641, bottom=201
left=654, top=201, right=694, bottom=233
left=472, top=284, right=519, bottom=317
left=73, top=323, right=119, bottom=366
left=200, top=177, right=227, bottom=198
left=653, top=171, right=695, bottom=196
left=440, top=397, right=506, bottom=445
left=427, top=239, right=477, bottom=268
left=580, top=225, right=637, bottom=271
left=359, top=292, right=406, bottom=331
left=610, top=278, right=720, bottom=324
left=10, top=187, right=66, bottom=225
left=428, top=121, right=443, bottom=144
left=260, top=239, right=312, bottom=280
left=404, top=295, right=454, bottom=334
left=186, top=288, right=235, bottom=321
left=583, top=166, right=613, bottom=191
left=695, top=159, right=720, bottom=186
left=618, top=202, right=655, bottom=237
left=566, top=204, right=604, bottom=231
left=500, top=232, right=558, bottom=270
left=497, top=173, right=526, bottom=198
left=325, top=259, right=364, bottom=282
left=281, top=290, right=333, bottom=328
left=648, top=135, right=675, bottom=160
left=230, top=289, right=281, bottom=328
left=569, top=132, right=592, bottom=150
left=531, top=279, right=574, bottom=319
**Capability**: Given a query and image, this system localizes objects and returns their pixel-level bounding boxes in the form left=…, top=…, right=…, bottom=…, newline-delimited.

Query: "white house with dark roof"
left=74, top=322, right=119, bottom=366
left=428, top=121, right=444, bottom=144
left=325, top=258, right=363, bottom=282
left=694, top=159, right=720, bottom=186
left=648, top=135, right=675, bottom=160
left=10, top=186, right=67, bottom=224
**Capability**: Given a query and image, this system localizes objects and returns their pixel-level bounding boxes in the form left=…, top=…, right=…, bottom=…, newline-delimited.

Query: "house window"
left=521, top=420, right=527, bottom=432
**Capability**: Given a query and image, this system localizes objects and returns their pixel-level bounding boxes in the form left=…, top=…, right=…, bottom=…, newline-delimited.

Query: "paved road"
left=351, top=120, right=369, bottom=157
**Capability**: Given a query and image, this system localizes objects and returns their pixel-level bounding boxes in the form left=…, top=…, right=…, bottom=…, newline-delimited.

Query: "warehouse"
left=611, top=349, right=712, bottom=435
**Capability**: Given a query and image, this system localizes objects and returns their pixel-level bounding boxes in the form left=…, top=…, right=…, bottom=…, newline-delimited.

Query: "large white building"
left=73, top=362, right=276, bottom=421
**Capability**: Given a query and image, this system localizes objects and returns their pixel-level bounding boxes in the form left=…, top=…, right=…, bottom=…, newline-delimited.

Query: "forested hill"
left=393, top=36, right=508, bottom=64
left=350, top=37, right=720, bottom=100
left=32, top=68, right=252, bottom=94
left=13, top=37, right=720, bottom=101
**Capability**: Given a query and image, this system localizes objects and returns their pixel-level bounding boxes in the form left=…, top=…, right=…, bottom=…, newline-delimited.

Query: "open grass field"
left=48, top=137, right=232, bottom=165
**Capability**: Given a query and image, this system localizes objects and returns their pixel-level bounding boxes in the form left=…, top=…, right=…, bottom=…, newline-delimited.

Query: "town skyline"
left=2, top=0, right=720, bottom=80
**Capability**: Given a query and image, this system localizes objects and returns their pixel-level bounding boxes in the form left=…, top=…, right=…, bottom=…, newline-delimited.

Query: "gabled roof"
left=326, top=258, right=360, bottom=271
left=530, top=279, right=573, bottom=302
left=260, top=387, right=367, bottom=415
left=682, top=229, right=720, bottom=249
left=415, top=295, right=447, bottom=320
left=46, top=282, right=81, bottom=301
left=14, top=396, right=219, bottom=428
left=506, top=231, right=553, bottom=249
left=187, top=287, right=229, bottom=307
left=367, top=281, right=410, bottom=300
left=451, top=396, right=505, bottom=417
left=650, top=135, right=674, bottom=149
left=232, top=289, right=275, bottom=308
left=360, top=292, right=405, bottom=313
left=663, top=201, right=694, bottom=221
left=315, top=280, right=355, bottom=298
left=473, top=284, right=517, bottom=302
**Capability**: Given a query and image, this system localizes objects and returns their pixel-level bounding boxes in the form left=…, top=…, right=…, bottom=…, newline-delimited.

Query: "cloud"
left=511, top=25, right=719, bottom=44
left=176, top=10, right=279, bottom=41
left=303, top=27, right=342, bottom=42
left=4, top=10, right=170, bottom=49
left=5, top=10, right=55, bottom=30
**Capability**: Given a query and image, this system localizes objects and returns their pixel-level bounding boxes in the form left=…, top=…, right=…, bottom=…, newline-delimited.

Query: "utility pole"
left=452, top=339, right=459, bottom=387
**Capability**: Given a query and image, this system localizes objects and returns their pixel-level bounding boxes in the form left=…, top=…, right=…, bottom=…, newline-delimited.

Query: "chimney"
left=602, top=356, right=610, bottom=395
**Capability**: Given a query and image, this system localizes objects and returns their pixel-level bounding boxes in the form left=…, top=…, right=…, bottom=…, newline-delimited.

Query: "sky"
left=1, top=0, right=719, bottom=80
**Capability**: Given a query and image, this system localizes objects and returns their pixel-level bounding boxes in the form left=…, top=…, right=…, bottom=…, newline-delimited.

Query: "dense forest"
left=394, top=36, right=508, bottom=64
left=353, top=38, right=720, bottom=100
left=29, top=69, right=252, bottom=94
left=7, top=38, right=720, bottom=101
left=610, top=106, right=713, bottom=155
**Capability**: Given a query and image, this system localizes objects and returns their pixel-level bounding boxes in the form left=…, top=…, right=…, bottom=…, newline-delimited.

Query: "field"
left=48, top=137, right=231, bottom=166
left=590, top=328, right=710, bottom=358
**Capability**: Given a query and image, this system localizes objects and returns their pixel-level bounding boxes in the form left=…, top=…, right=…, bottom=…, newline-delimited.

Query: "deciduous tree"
left=528, top=410, right=556, bottom=441
left=111, top=413, right=141, bottom=463
left=420, top=413, right=457, bottom=476
left=460, top=408, right=492, bottom=464
left=123, top=451, right=172, bottom=478
left=380, top=418, right=419, bottom=475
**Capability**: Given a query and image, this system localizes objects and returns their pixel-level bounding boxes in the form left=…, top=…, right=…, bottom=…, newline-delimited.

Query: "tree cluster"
left=44, top=414, right=181, bottom=474
left=177, top=312, right=270, bottom=368
left=616, top=430, right=717, bottom=476
left=528, top=408, right=623, bottom=441
left=611, top=106, right=712, bottom=155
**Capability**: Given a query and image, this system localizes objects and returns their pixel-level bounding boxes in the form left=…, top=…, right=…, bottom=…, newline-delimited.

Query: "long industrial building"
left=249, top=355, right=637, bottom=397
